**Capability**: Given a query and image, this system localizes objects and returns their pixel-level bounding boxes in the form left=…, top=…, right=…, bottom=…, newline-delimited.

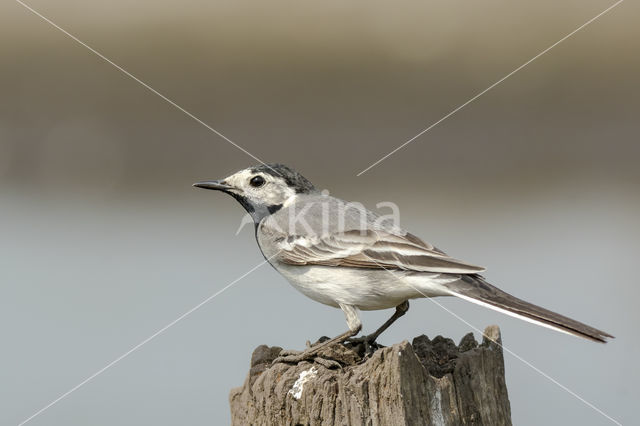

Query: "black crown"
left=250, top=163, right=316, bottom=194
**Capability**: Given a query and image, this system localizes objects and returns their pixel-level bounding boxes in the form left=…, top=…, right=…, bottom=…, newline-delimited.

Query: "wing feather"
left=276, top=229, right=485, bottom=274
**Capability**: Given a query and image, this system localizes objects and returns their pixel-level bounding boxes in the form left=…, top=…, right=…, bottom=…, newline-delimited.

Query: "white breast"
left=271, top=261, right=456, bottom=311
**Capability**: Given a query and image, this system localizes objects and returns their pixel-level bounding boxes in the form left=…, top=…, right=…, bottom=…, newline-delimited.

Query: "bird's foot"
left=271, top=350, right=349, bottom=369
left=271, top=336, right=358, bottom=368
left=346, top=334, right=382, bottom=357
left=276, top=348, right=303, bottom=358
left=314, top=357, right=342, bottom=369
left=271, top=348, right=325, bottom=366
left=346, top=335, right=371, bottom=345
left=271, top=337, right=328, bottom=364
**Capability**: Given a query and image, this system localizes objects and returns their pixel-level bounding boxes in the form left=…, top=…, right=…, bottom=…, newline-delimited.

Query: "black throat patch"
left=227, top=192, right=282, bottom=222
left=228, top=192, right=254, bottom=213
left=267, top=203, right=283, bottom=214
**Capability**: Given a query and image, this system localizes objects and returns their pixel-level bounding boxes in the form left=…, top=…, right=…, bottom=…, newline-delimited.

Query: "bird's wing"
left=275, top=229, right=485, bottom=274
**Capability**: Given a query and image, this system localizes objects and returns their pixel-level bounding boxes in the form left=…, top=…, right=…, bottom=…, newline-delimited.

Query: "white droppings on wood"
left=288, top=367, right=317, bottom=400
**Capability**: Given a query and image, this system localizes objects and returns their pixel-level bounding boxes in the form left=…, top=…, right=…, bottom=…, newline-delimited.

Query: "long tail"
left=442, top=275, right=614, bottom=343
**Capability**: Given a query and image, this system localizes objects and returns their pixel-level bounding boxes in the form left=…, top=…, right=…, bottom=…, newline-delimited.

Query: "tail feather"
left=443, top=275, right=614, bottom=343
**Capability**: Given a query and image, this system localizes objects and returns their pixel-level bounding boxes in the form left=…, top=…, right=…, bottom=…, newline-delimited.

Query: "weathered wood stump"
left=230, top=325, right=511, bottom=425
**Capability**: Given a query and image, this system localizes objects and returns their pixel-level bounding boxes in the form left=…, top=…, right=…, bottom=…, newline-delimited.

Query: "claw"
left=272, top=350, right=315, bottom=365
left=346, top=335, right=381, bottom=357
left=313, top=357, right=342, bottom=369
left=270, top=329, right=361, bottom=367
left=278, top=349, right=302, bottom=357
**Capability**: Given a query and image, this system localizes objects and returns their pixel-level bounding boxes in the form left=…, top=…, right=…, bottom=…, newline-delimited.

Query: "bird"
left=194, top=163, right=613, bottom=362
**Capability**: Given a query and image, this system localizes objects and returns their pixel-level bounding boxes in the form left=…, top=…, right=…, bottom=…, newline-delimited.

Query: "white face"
left=223, top=168, right=297, bottom=208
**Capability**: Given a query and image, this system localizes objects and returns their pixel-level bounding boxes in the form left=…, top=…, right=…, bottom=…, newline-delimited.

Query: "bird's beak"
left=192, top=180, right=234, bottom=192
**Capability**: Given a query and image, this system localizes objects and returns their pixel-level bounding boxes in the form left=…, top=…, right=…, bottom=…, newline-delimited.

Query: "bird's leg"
left=273, top=304, right=361, bottom=365
left=349, top=301, right=410, bottom=347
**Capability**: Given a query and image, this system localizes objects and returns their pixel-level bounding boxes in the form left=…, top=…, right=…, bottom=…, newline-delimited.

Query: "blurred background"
left=1, top=0, right=638, bottom=424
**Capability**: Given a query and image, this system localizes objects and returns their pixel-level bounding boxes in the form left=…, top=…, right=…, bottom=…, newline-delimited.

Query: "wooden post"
left=230, top=325, right=511, bottom=425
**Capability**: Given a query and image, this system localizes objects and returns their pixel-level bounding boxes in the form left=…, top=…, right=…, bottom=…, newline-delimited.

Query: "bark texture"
left=229, top=325, right=511, bottom=425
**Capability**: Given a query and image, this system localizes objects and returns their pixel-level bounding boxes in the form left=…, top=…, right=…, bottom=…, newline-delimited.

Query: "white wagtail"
left=194, top=164, right=612, bottom=361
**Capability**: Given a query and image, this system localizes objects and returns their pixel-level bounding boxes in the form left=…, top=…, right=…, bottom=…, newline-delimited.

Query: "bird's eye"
left=249, top=175, right=265, bottom=187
